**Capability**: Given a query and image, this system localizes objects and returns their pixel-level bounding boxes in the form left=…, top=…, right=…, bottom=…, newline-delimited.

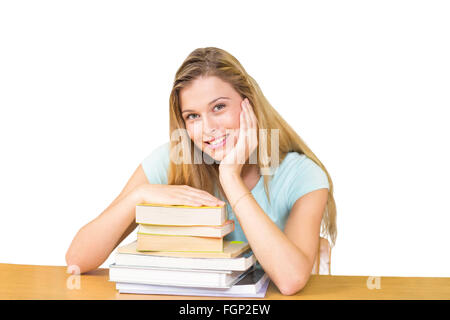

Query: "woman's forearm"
left=65, top=188, right=142, bottom=274
left=219, top=172, right=310, bottom=295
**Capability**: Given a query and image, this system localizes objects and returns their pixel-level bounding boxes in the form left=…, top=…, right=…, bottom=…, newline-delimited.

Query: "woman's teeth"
left=209, top=135, right=226, bottom=145
left=205, top=135, right=228, bottom=149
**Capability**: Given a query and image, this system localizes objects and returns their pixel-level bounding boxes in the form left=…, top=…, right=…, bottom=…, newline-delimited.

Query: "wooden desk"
left=1, top=263, right=449, bottom=300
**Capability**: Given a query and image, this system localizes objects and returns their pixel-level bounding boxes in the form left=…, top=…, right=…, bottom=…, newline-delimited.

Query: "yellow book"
left=137, top=233, right=223, bottom=252
left=118, top=240, right=249, bottom=258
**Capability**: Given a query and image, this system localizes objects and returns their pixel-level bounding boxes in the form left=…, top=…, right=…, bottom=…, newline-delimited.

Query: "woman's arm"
left=65, top=164, right=149, bottom=274
left=65, top=165, right=225, bottom=274
left=65, top=189, right=141, bottom=274
left=218, top=98, right=328, bottom=295
left=219, top=172, right=328, bottom=295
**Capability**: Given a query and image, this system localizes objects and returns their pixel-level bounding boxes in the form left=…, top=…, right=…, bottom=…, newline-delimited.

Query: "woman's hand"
left=219, top=98, right=259, bottom=176
left=135, top=184, right=226, bottom=207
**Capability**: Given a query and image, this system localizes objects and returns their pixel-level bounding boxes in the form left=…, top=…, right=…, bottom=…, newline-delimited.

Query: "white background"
left=0, top=1, right=449, bottom=277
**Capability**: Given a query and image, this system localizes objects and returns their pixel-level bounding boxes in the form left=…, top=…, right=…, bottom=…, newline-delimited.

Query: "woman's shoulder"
left=281, top=151, right=327, bottom=180
left=274, top=150, right=328, bottom=185
left=141, top=141, right=171, bottom=184
left=284, top=151, right=307, bottom=161
left=150, top=141, right=171, bottom=155
left=144, top=141, right=171, bottom=161
left=277, top=151, right=309, bottom=172
left=277, top=151, right=329, bottom=209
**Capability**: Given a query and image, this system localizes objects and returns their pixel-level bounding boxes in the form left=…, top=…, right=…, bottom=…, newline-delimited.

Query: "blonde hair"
left=167, top=47, right=337, bottom=247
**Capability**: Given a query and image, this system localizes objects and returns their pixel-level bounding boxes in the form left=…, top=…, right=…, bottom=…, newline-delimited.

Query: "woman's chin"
left=206, top=150, right=225, bottom=162
left=202, top=147, right=228, bottom=163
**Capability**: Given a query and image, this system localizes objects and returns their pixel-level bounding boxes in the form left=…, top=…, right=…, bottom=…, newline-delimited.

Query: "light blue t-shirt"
left=141, top=142, right=330, bottom=243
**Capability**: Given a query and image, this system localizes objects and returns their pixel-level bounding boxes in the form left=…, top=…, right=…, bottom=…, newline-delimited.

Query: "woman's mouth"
left=204, top=134, right=229, bottom=150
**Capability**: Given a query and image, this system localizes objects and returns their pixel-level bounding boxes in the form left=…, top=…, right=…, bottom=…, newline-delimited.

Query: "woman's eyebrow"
left=182, top=97, right=230, bottom=114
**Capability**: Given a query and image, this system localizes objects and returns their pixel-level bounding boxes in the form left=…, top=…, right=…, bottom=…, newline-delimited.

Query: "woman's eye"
left=214, top=103, right=225, bottom=111
left=186, top=114, right=199, bottom=120
left=185, top=104, right=226, bottom=121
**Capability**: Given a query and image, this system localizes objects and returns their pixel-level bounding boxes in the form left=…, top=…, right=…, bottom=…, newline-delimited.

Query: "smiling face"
left=179, top=76, right=243, bottom=162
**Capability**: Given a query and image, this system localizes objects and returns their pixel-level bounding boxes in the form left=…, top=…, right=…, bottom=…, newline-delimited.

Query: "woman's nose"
left=202, top=116, right=219, bottom=135
left=191, top=115, right=218, bottom=138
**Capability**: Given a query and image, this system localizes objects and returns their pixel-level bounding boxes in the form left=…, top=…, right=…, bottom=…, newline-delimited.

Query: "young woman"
left=66, top=47, right=337, bottom=295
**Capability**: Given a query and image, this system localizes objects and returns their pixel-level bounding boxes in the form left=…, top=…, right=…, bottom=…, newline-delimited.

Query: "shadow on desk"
left=1, top=261, right=450, bottom=300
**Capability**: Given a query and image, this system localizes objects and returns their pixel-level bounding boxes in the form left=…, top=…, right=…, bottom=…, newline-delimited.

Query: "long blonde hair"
left=167, top=47, right=337, bottom=247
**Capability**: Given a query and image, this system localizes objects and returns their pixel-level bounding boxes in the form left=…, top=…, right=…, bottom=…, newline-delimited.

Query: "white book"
left=116, top=266, right=269, bottom=297
left=114, top=249, right=256, bottom=271
left=109, top=263, right=250, bottom=288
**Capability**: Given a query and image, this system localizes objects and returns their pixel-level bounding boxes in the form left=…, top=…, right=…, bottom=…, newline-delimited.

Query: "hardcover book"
left=137, top=233, right=224, bottom=252
left=115, top=243, right=256, bottom=271
left=118, top=240, right=250, bottom=259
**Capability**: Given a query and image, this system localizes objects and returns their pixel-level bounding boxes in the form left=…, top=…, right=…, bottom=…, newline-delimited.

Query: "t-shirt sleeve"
left=141, top=142, right=171, bottom=185
left=285, top=155, right=330, bottom=210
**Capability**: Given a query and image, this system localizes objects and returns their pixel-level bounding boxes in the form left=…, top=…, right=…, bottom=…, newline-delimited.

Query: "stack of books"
left=135, top=203, right=233, bottom=252
left=108, top=203, right=270, bottom=297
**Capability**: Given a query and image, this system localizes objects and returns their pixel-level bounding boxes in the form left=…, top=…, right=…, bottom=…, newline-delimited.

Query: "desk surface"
left=1, top=263, right=449, bottom=300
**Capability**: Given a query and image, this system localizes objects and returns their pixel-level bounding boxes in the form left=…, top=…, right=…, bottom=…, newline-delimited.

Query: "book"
left=115, top=266, right=270, bottom=298
left=114, top=243, right=256, bottom=271
left=118, top=240, right=250, bottom=258
left=135, top=203, right=227, bottom=226
left=138, top=220, right=234, bottom=237
left=109, top=263, right=251, bottom=288
left=137, top=233, right=224, bottom=252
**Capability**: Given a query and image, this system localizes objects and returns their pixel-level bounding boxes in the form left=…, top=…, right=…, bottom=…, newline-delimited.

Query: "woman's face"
left=179, top=76, right=243, bottom=162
